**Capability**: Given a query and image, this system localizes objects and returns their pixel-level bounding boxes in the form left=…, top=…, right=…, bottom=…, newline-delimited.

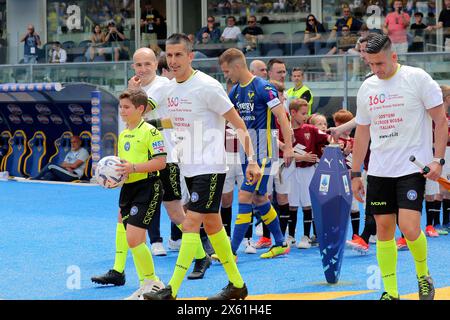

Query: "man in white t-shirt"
left=351, top=34, right=447, bottom=301
left=220, top=16, right=241, bottom=43
left=91, top=48, right=210, bottom=296
left=143, top=33, right=260, bottom=301
left=31, top=135, right=88, bottom=181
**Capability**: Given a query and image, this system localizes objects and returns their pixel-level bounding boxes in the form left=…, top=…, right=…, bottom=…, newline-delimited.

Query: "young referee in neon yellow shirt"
left=114, top=88, right=168, bottom=299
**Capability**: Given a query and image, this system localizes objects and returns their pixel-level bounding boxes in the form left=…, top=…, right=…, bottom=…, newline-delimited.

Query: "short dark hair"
left=414, top=12, right=424, bottom=18
left=267, top=58, right=285, bottom=71
left=157, top=55, right=168, bottom=74
left=365, top=33, right=391, bottom=54
left=292, top=67, right=304, bottom=74
left=166, top=33, right=193, bottom=53
left=119, top=88, right=149, bottom=113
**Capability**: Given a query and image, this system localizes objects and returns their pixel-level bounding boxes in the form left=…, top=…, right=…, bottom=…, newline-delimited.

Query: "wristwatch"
left=247, top=155, right=257, bottom=163
left=432, top=158, right=445, bottom=166
left=351, top=171, right=362, bottom=178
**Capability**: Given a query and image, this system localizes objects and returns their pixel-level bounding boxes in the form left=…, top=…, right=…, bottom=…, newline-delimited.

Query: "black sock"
left=170, top=222, right=182, bottom=241
left=278, top=204, right=290, bottom=236
left=360, top=214, right=376, bottom=243
left=262, top=222, right=270, bottom=238
left=351, top=211, right=360, bottom=236
left=432, top=201, right=442, bottom=226
left=244, top=212, right=253, bottom=238
left=288, top=208, right=298, bottom=237
left=425, top=201, right=434, bottom=226
left=443, top=199, right=450, bottom=225
left=220, top=206, right=232, bottom=237
left=303, top=208, right=313, bottom=237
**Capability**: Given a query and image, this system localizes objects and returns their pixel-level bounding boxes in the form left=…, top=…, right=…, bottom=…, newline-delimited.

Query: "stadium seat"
left=79, top=131, right=92, bottom=153
left=291, top=31, right=305, bottom=54
left=78, top=40, right=92, bottom=49
left=294, top=47, right=309, bottom=56
left=102, top=132, right=117, bottom=157
left=48, top=132, right=73, bottom=165
left=83, top=154, right=93, bottom=180
left=4, top=130, right=27, bottom=177
left=266, top=48, right=284, bottom=57
left=62, top=40, right=76, bottom=51
left=23, top=131, right=47, bottom=178
left=93, top=55, right=106, bottom=62
left=193, top=51, right=208, bottom=59
left=0, top=131, right=12, bottom=171
left=245, top=50, right=261, bottom=57
left=73, top=55, right=86, bottom=63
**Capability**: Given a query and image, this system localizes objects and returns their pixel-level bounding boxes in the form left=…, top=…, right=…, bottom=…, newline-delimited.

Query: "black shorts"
left=119, top=178, right=163, bottom=229
left=159, top=162, right=182, bottom=202
left=366, top=173, right=425, bottom=215
left=185, top=173, right=226, bottom=214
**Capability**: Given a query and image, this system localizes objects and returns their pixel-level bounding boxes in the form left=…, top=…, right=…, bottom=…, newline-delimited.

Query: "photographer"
left=104, top=21, right=127, bottom=61
left=20, top=24, right=41, bottom=64
left=383, top=0, right=410, bottom=54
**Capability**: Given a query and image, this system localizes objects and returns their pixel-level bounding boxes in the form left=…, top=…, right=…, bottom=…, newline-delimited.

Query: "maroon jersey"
left=225, top=123, right=239, bottom=153
left=289, top=123, right=328, bottom=168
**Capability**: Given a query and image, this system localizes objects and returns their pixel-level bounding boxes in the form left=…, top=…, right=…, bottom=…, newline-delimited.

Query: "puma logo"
left=324, top=158, right=333, bottom=168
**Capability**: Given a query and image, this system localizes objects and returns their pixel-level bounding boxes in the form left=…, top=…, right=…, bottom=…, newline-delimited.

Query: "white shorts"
left=223, top=153, right=244, bottom=194
left=267, top=170, right=290, bottom=195
left=288, top=166, right=316, bottom=208
left=425, top=178, right=440, bottom=196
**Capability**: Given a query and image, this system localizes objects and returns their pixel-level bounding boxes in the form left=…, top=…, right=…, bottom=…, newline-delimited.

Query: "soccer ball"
left=95, top=156, right=126, bottom=189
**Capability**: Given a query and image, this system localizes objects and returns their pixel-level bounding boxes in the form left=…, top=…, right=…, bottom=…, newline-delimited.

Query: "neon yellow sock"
left=405, top=231, right=429, bottom=278
left=130, top=243, right=158, bottom=282
left=112, top=223, right=128, bottom=273
left=376, top=238, right=398, bottom=298
left=208, top=228, right=244, bottom=288
left=168, top=232, right=199, bottom=297
left=177, top=224, right=206, bottom=260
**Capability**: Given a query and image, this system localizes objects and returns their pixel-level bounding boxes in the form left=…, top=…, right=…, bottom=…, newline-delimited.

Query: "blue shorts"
left=240, top=158, right=272, bottom=196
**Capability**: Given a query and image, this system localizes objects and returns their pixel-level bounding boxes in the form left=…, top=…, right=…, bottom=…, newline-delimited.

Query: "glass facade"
left=45, top=0, right=136, bottom=62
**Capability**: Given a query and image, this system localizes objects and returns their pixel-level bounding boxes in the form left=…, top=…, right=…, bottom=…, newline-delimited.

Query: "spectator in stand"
left=241, top=15, right=264, bottom=52
left=347, top=23, right=370, bottom=80
left=321, top=25, right=358, bottom=78
left=303, top=14, right=326, bottom=55
left=383, top=0, right=410, bottom=54
left=220, top=16, right=241, bottom=43
left=88, top=24, right=106, bottom=61
left=105, top=21, right=127, bottom=61
left=48, top=41, right=67, bottom=63
left=409, top=12, right=427, bottom=52
left=140, top=1, right=160, bottom=47
left=426, top=0, right=450, bottom=51
left=197, top=32, right=222, bottom=57
left=20, top=24, right=41, bottom=64
left=195, top=16, right=221, bottom=44
left=249, top=59, right=268, bottom=79
left=329, top=5, right=363, bottom=41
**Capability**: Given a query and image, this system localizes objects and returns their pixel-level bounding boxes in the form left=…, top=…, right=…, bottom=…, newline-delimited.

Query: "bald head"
left=133, top=47, right=157, bottom=63
left=131, top=47, right=158, bottom=85
left=249, top=60, right=267, bottom=79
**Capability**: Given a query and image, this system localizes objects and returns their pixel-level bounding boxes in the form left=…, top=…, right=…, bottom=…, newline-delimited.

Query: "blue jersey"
left=229, top=76, right=281, bottom=161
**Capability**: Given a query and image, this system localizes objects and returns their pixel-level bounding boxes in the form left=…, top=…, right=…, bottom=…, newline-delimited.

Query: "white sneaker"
left=124, top=278, right=165, bottom=300
left=296, top=235, right=311, bottom=249
left=243, top=238, right=257, bottom=254
left=286, top=235, right=296, bottom=247
left=369, top=235, right=377, bottom=244
left=255, top=223, right=263, bottom=237
left=168, top=238, right=182, bottom=251
left=151, top=242, right=167, bottom=256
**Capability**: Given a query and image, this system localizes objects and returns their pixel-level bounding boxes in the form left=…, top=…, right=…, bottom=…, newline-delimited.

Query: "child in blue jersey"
left=219, top=48, right=295, bottom=259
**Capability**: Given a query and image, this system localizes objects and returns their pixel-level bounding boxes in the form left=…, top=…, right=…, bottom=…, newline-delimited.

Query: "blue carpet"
left=0, top=180, right=449, bottom=300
